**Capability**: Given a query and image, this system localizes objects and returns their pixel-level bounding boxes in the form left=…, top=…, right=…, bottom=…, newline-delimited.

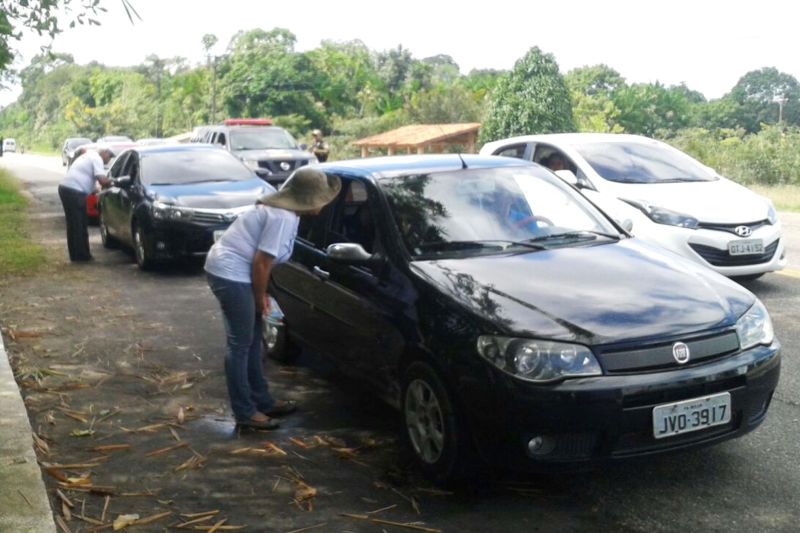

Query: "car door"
left=308, top=178, right=409, bottom=392
left=101, top=152, right=130, bottom=238
left=116, top=153, right=144, bottom=245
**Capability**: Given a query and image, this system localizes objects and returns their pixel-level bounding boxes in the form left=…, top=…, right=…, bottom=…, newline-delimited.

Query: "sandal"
left=263, top=400, right=297, bottom=417
left=236, top=413, right=280, bottom=430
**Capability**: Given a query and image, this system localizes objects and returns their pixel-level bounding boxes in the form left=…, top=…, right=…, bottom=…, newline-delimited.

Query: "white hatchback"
left=480, top=133, right=786, bottom=279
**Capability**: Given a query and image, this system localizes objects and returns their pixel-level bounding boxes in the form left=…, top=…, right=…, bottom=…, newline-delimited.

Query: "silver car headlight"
left=242, top=158, right=261, bottom=171
left=735, top=299, right=774, bottom=350
left=476, top=336, right=602, bottom=383
left=152, top=201, right=194, bottom=221
left=622, top=199, right=699, bottom=229
left=767, top=201, right=778, bottom=225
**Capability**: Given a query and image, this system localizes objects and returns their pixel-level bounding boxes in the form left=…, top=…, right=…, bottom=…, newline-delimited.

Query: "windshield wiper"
left=417, top=240, right=546, bottom=253
left=527, top=230, right=620, bottom=243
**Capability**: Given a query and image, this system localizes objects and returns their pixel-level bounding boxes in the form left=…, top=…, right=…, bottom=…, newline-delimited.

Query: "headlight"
left=735, top=299, right=774, bottom=350
left=242, top=158, right=261, bottom=171
left=152, top=201, right=193, bottom=221
left=476, top=336, right=602, bottom=383
left=766, top=201, right=778, bottom=225
left=621, top=199, right=698, bottom=229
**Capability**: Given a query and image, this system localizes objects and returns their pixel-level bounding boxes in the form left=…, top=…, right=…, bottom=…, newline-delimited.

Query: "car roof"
left=318, top=154, right=533, bottom=180
left=481, top=133, right=659, bottom=152
left=128, top=143, right=229, bottom=156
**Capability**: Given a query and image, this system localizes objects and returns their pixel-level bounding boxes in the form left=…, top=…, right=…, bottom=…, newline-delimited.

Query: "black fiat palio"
left=267, top=154, right=780, bottom=482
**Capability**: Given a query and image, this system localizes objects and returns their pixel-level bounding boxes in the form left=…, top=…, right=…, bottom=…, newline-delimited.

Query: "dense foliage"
left=1, top=26, right=799, bottom=185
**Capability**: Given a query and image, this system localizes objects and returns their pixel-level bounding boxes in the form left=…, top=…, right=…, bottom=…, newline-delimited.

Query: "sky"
left=2, top=0, right=799, bottom=107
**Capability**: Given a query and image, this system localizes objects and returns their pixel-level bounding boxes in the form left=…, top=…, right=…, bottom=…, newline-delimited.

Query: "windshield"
left=575, top=141, right=717, bottom=184
left=230, top=128, right=298, bottom=150
left=380, top=167, right=619, bottom=259
left=141, top=150, right=256, bottom=185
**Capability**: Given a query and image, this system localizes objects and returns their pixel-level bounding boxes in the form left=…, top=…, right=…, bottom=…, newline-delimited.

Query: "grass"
left=748, top=184, right=800, bottom=213
left=0, top=169, right=47, bottom=275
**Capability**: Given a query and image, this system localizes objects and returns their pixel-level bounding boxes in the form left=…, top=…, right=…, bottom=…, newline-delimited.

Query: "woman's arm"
left=252, top=250, right=275, bottom=316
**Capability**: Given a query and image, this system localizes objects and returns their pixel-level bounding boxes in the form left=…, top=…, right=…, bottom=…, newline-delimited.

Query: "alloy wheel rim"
left=405, top=379, right=445, bottom=464
left=263, top=322, right=278, bottom=350
left=134, top=229, right=145, bottom=264
left=100, top=213, right=108, bottom=243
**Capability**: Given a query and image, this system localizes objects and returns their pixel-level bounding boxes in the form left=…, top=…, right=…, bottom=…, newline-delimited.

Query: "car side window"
left=124, top=154, right=140, bottom=182
left=109, top=153, right=130, bottom=178
left=494, top=144, right=528, bottom=160
left=324, top=180, right=379, bottom=254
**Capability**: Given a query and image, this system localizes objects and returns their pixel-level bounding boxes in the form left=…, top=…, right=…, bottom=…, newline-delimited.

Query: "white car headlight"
left=242, top=158, right=261, bottom=171
left=622, top=199, right=699, bottom=229
left=735, top=299, right=774, bottom=350
left=766, top=201, right=778, bottom=225
left=477, top=336, right=602, bottom=383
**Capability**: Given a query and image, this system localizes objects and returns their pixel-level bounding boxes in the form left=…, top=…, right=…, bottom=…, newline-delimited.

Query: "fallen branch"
left=145, top=442, right=189, bottom=457
left=340, top=513, right=441, bottom=533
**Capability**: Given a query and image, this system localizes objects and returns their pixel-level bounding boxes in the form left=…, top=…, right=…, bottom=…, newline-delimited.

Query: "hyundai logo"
left=672, top=342, right=691, bottom=364
left=734, top=225, right=752, bottom=237
left=280, top=162, right=291, bottom=171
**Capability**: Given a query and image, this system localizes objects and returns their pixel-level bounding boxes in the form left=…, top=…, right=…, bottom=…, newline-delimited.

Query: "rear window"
left=575, top=141, right=717, bottom=184
left=141, top=150, right=256, bottom=185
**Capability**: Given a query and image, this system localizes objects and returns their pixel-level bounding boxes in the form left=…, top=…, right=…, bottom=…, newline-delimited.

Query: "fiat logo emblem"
left=280, top=162, right=291, bottom=171
left=672, top=342, right=690, bottom=364
left=734, top=225, right=752, bottom=237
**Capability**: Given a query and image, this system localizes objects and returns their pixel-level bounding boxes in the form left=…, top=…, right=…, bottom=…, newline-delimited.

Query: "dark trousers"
left=58, top=185, right=91, bottom=261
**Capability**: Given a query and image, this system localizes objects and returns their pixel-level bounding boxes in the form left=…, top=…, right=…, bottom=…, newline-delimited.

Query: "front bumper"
left=645, top=221, right=786, bottom=277
left=459, top=341, right=780, bottom=471
left=148, top=220, right=230, bottom=258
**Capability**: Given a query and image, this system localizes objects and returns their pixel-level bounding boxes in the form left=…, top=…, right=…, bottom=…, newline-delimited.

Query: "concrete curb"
left=0, top=331, right=56, bottom=532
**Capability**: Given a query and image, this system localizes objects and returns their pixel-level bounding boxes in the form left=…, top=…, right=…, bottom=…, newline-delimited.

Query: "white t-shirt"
left=204, top=205, right=300, bottom=283
left=61, top=151, right=106, bottom=193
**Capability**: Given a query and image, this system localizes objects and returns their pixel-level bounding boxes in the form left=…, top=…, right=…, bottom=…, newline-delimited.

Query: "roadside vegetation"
left=0, top=170, right=47, bottom=275
left=1, top=26, right=799, bottom=191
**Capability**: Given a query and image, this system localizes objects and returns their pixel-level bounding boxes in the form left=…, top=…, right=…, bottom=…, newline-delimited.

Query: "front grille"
left=689, top=240, right=779, bottom=266
left=258, top=159, right=308, bottom=174
left=697, top=219, right=771, bottom=235
left=597, top=331, right=739, bottom=373
left=191, top=211, right=228, bottom=224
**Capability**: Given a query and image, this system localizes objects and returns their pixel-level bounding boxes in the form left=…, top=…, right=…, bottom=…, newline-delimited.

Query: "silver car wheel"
left=263, top=320, right=279, bottom=351
left=134, top=228, right=146, bottom=265
left=405, top=378, right=445, bottom=464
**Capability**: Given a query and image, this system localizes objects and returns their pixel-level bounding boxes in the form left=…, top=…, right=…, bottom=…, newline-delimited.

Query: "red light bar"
left=223, top=118, right=273, bottom=126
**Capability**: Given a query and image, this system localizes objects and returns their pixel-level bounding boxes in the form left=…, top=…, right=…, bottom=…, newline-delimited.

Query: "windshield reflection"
left=575, top=141, right=718, bottom=184
left=230, top=129, right=298, bottom=151
left=381, top=167, right=618, bottom=259
left=142, top=151, right=256, bottom=185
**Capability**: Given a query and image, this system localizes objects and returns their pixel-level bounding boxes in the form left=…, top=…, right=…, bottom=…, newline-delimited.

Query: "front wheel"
left=133, top=223, right=156, bottom=270
left=402, top=361, right=465, bottom=484
left=262, top=318, right=300, bottom=363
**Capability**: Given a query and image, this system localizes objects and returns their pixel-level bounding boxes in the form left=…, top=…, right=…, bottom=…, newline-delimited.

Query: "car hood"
left=603, top=177, right=771, bottom=223
left=234, top=148, right=312, bottom=161
left=411, top=239, right=754, bottom=345
left=147, top=179, right=271, bottom=209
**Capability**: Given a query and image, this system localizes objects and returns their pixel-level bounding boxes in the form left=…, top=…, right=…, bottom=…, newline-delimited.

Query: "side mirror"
left=299, top=143, right=308, bottom=150
left=554, top=169, right=579, bottom=187
left=326, top=242, right=384, bottom=269
left=114, top=176, right=132, bottom=188
left=619, top=219, right=634, bottom=233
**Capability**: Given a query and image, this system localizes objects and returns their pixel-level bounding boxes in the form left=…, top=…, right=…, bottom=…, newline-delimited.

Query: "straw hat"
left=258, top=167, right=341, bottom=212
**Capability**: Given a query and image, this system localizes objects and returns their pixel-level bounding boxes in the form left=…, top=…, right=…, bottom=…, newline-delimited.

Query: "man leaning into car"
left=58, top=144, right=114, bottom=262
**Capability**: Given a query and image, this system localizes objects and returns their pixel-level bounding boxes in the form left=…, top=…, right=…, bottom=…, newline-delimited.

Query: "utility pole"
left=774, top=95, right=787, bottom=124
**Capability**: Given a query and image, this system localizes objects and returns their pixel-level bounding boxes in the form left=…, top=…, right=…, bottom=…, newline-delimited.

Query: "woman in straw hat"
left=205, top=167, right=341, bottom=430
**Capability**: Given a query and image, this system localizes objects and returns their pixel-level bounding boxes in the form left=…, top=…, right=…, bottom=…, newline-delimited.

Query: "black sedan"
left=98, top=144, right=273, bottom=269
left=268, top=154, right=780, bottom=483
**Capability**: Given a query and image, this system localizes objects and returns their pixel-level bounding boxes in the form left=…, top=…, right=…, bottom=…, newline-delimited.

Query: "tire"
left=99, top=210, right=119, bottom=249
left=133, top=223, right=156, bottom=270
left=402, top=361, right=466, bottom=484
left=262, top=319, right=300, bottom=363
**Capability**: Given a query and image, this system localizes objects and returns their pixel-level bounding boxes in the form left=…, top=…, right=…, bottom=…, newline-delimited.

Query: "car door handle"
left=312, top=266, right=330, bottom=280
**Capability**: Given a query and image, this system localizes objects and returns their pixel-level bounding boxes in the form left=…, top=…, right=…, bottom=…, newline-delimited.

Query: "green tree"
left=612, top=82, right=691, bottom=136
left=479, top=47, right=574, bottom=143
left=305, top=40, right=377, bottom=118
left=728, top=67, right=800, bottom=132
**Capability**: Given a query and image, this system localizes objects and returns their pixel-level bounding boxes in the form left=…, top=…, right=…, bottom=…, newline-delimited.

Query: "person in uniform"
left=205, top=167, right=341, bottom=430
left=57, top=145, right=114, bottom=261
left=309, top=129, right=330, bottom=163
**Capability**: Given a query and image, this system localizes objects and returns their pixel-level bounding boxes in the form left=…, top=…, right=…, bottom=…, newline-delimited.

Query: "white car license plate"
left=213, top=230, right=225, bottom=242
left=652, top=392, right=731, bottom=439
left=728, top=239, right=763, bottom=256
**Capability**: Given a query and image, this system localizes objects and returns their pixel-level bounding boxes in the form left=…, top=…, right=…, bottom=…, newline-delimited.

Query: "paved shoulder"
left=0, top=332, right=55, bottom=532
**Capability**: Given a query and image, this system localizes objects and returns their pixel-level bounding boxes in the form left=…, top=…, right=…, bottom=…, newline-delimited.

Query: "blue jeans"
left=207, top=273, right=275, bottom=421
